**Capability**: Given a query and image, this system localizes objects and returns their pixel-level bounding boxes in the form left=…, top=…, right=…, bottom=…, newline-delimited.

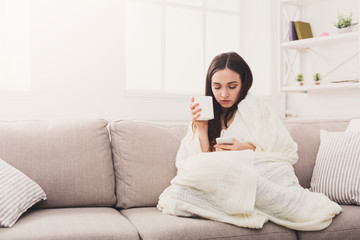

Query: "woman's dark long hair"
left=205, top=52, right=253, bottom=151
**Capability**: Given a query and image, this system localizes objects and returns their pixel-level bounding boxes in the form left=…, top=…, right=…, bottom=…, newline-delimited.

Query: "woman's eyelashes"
left=213, top=85, right=238, bottom=90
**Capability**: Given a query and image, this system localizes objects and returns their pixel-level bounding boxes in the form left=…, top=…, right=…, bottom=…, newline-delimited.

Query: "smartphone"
left=216, top=137, right=234, bottom=145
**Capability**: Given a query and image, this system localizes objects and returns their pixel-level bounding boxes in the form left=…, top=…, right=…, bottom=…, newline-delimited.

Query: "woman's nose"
left=221, top=89, right=229, bottom=97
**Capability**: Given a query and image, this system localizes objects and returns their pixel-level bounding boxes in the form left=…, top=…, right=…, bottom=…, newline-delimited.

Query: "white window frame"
left=124, top=0, right=242, bottom=98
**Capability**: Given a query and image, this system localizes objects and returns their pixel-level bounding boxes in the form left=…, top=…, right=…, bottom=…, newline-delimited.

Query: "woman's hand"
left=190, top=97, right=208, bottom=130
left=214, top=138, right=255, bottom=152
left=190, top=97, right=210, bottom=152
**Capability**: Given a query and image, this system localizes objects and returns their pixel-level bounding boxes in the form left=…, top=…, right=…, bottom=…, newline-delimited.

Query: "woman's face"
left=211, top=68, right=242, bottom=109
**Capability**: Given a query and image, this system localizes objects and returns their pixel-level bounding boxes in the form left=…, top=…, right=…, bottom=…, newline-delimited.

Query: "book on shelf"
left=294, top=21, right=313, bottom=40
left=289, top=21, right=298, bottom=41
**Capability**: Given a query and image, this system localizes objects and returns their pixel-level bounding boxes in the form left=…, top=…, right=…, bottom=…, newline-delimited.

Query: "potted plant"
left=333, top=11, right=358, bottom=33
left=314, top=73, right=321, bottom=85
left=296, top=74, right=304, bottom=86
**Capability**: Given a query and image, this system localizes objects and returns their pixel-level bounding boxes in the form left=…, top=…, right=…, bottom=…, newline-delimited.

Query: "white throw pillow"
left=0, top=158, right=47, bottom=227
left=310, top=130, right=360, bottom=205
left=346, top=119, right=360, bottom=132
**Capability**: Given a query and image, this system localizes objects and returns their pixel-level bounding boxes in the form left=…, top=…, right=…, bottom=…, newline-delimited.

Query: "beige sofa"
left=0, top=118, right=359, bottom=240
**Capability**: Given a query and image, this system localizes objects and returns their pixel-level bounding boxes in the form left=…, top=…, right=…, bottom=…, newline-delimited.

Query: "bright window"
left=164, top=6, right=203, bottom=93
left=127, top=0, right=271, bottom=96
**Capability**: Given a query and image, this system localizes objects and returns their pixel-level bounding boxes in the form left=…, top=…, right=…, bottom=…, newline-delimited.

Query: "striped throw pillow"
left=310, top=130, right=360, bottom=205
left=0, top=158, right=47, bottom=227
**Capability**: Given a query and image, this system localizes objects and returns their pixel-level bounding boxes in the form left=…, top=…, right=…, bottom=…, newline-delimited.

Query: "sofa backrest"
left=0, top=118, right=350, bottom=209
left=110, top=120, right=188, bottom=208
left=0, top=119, right=116, bottom=208
left=284, top=119, right=350, bottom=188
left=110, top=119, right=351, bottom=208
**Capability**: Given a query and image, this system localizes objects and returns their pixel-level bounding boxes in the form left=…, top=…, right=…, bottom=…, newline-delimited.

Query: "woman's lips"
left=220, top=100, right=231, bottom=105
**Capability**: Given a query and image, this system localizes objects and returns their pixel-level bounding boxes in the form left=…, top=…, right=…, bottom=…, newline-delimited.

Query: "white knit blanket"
left=157, top=94, right=342, bottom=231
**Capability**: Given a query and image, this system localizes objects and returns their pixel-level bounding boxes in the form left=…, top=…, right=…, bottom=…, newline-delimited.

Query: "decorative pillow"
left=310, top=130, right=360, bottom=205
left=346, top=119, right=360, bottom=132
left=0, top=158, right=47, bottom=227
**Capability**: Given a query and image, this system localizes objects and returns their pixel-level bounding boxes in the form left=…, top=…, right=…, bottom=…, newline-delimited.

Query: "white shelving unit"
left=278, top=0, right=360, bottom=93
left=281, top=31, right=359, bottom=49
left=282, top=82, right=359, bottom=92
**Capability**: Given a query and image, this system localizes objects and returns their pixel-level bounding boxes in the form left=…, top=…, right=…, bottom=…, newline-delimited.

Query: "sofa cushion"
left=296, top=205, right=360, bottom=240
left=0, top=119, right=116, bottom=208
left=310, top=130, right=360, bottom=205
left=110, top=120, right=187, bottom=208
left=284, top=119, right=350, bottom=188
left=121, top=207, right=297, bottom=240
left=0, top=159, right=47, bottom=227
left=0, top=208, right=139, bottom=240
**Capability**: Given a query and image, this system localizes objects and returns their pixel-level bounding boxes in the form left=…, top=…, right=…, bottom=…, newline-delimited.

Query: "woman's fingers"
left=192, top=113, right=201, bottom=122
left=190, top=98, right=202, bottom=123
left=192, top=107, right=202, bottom=116
left=214, top=144, right=234, bottom=151
left=214, top=141, right=255, bottom=151
left=190, top=103, right=199, bottom=111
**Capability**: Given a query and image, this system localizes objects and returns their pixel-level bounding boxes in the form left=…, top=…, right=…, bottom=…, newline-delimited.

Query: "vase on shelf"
left=296, top=74, right=304, bottom=86
left=313, top=73, right=321, bottom=85
left=333, top=11, right=357, bottom=34
left=338, top=27, right=352, bottom=34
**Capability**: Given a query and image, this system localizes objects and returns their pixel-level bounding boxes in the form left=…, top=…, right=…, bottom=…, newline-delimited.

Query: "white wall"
left=287, top=89, right=360, bottom=118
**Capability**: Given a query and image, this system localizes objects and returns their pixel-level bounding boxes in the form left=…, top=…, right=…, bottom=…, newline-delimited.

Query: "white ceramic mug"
left=193, top=96, right=214, bottom=121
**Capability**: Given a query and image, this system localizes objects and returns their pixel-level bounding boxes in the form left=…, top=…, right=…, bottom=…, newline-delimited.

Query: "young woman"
left=158, top=52, right=341, bottom=231
left=190, top=52, right=255, bottom=153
